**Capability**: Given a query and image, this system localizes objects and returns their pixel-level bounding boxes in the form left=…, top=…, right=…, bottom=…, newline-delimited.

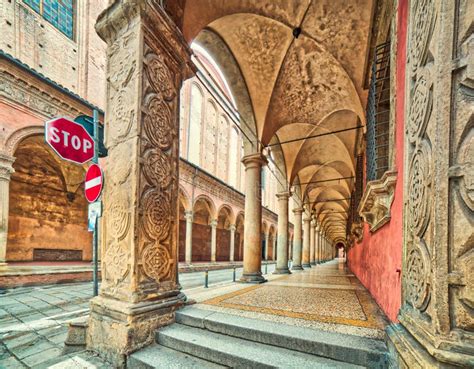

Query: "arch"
left=234, top=211, right=245, bottom=261
left=178, top=185, right=192, bottom=212
left=216, top=204, right=234, bottom=261
left=4, top=125, right=44, bottom=155
left=216, top=204, right=235, bottom=225
left=6, top=135, right=91, bottom=262
left=193, top=194, right=217, bottom=221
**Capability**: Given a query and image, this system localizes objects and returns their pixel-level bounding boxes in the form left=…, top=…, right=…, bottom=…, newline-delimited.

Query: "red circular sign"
left=45, top=117, right=94, bottom=164
left=85, top=164, right=103, bottom=203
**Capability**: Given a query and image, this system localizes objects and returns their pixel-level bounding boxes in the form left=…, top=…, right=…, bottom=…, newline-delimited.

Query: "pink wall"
left=347, top=0, right=408, bottom=322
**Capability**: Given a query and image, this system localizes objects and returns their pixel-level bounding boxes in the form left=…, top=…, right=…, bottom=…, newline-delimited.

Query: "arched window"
left=228, top=127, right=239, bottom=188
left=217, top=115, right=229, bottom=181
left=204, top=100, right=218, bottom=174
left=188, top=83, right=203, bottom=166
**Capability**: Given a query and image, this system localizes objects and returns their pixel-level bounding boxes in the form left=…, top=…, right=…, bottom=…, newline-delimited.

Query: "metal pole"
left=265, top=262, right=267, bottom=274
left=92, top=109, right=99, bottom=297
left=233, top=267, right=236, bottom=282
left=204, top=269, right=209, bottom=288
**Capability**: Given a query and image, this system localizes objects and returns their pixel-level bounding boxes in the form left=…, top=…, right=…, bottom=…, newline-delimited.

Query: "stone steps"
left=129, top=306, right=389, bottom=368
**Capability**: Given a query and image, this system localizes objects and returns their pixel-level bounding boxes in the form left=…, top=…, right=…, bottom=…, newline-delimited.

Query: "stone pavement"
left=0, top=282, right=103, bottom=368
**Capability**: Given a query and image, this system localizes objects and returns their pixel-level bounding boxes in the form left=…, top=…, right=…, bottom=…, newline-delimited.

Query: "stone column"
left=240, top=153, right=267, bottom=283
left=314, top=226, right=320, bottom=264
left=87, top=2, right=194, bottom=365
left=309, top=218, right=316, bottom=265
left=272, top=235, right=276, bottom=261
left=291, top=208, right=303, bottom=270
left=210, top=219, right=217, bottom=262
left=274, top=192, right=291, bottom=274
left=0, top=153, right=14, bottom=265
left=184, top=211, right=193, bottom=264
left=229, top=224, right=236, bottom=262
left=302, top=215, right=311, bottom=268
left=264, top=232, right=270, bottom=260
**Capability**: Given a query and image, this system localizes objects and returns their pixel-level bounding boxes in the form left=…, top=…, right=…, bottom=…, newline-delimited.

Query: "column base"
left=87, top=292, right=185, bottom=367
left=310, top=261, right=316, bottom=265
left=273, top=267, right=291, bottom=274
left=302, top=263, right=311, bottom=268
left=291, top=265, right=303, bottom=271
left=239, top=272, right=267, bottom=284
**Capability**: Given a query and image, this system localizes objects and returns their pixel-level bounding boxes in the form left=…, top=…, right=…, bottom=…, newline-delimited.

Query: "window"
left=23, top=0, right=74, bottom=39
left=188, top=84, right=203, bottom=166
left=366, top=41, right=391, bottom=181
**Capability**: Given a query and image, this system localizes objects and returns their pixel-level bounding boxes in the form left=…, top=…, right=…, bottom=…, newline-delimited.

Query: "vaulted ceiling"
left=179, top=0, right=374, bottom=243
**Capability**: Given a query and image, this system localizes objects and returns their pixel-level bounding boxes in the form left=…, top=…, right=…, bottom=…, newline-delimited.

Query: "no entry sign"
left=45, top=117, right=94, bottom=164
left=85, top=164, right=103, bottom=203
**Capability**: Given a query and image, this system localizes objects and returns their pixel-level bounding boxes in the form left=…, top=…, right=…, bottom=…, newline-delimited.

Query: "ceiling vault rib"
left=299, top=175, right=355, bottom=186
left=266, top=125, right=363, bottom=147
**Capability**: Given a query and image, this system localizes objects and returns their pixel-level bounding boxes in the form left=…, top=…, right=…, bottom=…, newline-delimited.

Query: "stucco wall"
left=347, top=0, right=407, bottom=322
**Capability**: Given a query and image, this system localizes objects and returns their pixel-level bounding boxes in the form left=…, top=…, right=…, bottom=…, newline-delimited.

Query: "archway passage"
left=234, top=213, right=244, bottom=262
left=216, top=206, right=233, bottom=261
left=7, top=135, right=90, bottom=261
left=191, top=197, right=215, bottom=262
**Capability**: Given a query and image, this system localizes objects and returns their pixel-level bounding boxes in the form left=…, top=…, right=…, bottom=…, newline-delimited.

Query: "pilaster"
left=86, top=1, right=194, bottom=365
left=0, top=153, right=15, bottom=265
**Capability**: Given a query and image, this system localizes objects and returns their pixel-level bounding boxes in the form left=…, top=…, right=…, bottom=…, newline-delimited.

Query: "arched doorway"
left=7, top=135, right=90, bottom=261
left=261, top=221, right=268, bottom=260
left=216, top=205, right=234, bottom=261
left=191, top=196, right=216, bottom=262
left=235, top=212, right=244, bottom=262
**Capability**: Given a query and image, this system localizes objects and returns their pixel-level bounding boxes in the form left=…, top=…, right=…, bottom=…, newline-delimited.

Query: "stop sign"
left=45, top=117, right=94, bottom=164
left=85, top=164, right=103, bottom=203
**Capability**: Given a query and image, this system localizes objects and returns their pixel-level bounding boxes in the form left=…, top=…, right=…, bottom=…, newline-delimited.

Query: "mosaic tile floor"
left=199, top=259, right=389, bottom=337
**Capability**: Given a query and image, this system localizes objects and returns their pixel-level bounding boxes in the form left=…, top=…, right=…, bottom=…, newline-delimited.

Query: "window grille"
left=366, top=41, right=391, bottom=181
left=23, top=0, right=74, bottom=39
left=347, top=154, right=364, bottom=236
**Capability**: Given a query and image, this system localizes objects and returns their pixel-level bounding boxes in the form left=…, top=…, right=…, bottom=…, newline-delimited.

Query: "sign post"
left=91, top=109, right=100, bottom=297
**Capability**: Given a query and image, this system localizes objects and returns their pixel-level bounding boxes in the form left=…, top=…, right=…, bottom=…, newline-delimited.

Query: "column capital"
left=210, top=219, right=218, bottom=228
left=184, top=210, right=193, bottom=221
left=0, top=152, right=15, bottom=181
left=276, top=191, right=291, bottom=200
left=229, top=224, right=236, bottom=232
left=292, top=208, right=304, bottom=215
left=303, top=216, right=311, bottom=223
left=241, top=153, right=267, bottom=168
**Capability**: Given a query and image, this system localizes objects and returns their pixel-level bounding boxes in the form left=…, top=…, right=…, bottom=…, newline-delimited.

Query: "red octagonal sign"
left=85, top=164, right=103, bottom=203
left=45, top=117, right=94, bottom=164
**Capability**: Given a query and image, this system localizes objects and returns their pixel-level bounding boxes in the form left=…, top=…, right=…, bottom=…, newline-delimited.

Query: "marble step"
left=156, top=323, right=364, bottom=369
left=175, top=307, right=388, bottom=368
left=128, top=343, right=226, bottom=369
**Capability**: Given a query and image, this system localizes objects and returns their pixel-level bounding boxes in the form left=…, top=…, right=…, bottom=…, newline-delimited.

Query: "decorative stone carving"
left=406, top=240, right=431, bottom=311
left=407, top=141, right=432, bottom=238
left=409, top=0, right=436, bottom=73
left=407, top=74, right=433, bottom=144
left=87, top=2, right=194, bottom=366
left=358, top=170, right=397, bottom=232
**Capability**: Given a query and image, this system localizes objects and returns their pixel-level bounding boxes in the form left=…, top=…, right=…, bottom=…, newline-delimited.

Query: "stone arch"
left=4, top=125, right=44, bottom=156
left=234, top=211, right=245, bottom=261
left=6, top=134, right=91, bottom=261
left=191, top=195, right=217, bottom=261
left=216, top=204, right=234, bottom=261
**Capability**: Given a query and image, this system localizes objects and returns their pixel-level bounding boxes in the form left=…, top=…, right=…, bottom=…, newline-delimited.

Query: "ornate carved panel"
left=395, top=0, right=474, bottom=366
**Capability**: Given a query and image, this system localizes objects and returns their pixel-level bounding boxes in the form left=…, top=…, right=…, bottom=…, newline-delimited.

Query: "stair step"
left=128, top=343, right=226, bottom=369
left=157, top=323, right=364, bottom=369
left=175, top=307, right=388, bottom=368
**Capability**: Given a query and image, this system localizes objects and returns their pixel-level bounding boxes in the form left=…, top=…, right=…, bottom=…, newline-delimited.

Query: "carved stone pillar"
left=309, top=218, right=316, bottom=265
left=0, top=153, right=14, bottom=265
left=274, top=192, right=291, bottom=274
left=264, top=232, right=270, bottom=260
left=184, top=211, right=193, bottom=264
left=229, top=224, right=236, bottom=262
left=87, top=2, right=194, bottom=365
left=240, top=153, right=267, bottom=283
left=387, top=1, right=474, bottom=367
left=210, top=219, right=217, bottom=262
left=314, top=226, right=320, bottom=264
left=291, top=208, right=303, bottom=270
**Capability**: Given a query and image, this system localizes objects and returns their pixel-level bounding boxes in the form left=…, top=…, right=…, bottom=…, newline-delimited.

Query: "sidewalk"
left=0, top=261, right=265, bottom=289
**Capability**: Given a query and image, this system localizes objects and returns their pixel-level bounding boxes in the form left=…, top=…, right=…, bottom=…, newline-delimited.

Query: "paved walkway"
left=0, top=260, right=388, bottom=367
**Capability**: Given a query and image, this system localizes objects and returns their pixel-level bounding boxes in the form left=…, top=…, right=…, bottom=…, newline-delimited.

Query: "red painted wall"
left=347, top=0, right=408, bottom=322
